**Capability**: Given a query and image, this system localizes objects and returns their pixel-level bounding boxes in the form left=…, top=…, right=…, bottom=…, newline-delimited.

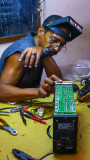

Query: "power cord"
left=39, top=152, right=55, bottom=160
left=47, top=125, right=53, bottom=139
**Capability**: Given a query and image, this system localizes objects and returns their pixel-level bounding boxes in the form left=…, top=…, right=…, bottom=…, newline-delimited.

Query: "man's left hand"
left=18, top=46, right=46, bottom=68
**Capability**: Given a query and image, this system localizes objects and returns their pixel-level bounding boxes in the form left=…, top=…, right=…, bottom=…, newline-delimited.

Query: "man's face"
left=38, top=27, right=69, bottom=55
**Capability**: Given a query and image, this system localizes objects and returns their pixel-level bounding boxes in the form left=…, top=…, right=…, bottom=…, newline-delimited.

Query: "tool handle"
left=0, top=118, right=8, bottom=126
left=0, top=125, right=4, bottom=129
left=23, top=114, right=31, bottom=118
left=27, top=111, right=35, bottom=117
left=23, top=109, right=35, bottom=117
left=31, top=116, right=46, bottom=124
left=28, top=157, right=38, bottom=160
left=20, top=109, right=26, bottom=125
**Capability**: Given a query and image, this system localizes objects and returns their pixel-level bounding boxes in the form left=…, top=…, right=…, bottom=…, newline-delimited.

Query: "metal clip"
left=11, top=106, right=25, bottom=113
left=3, top=125, right=17, bottom=135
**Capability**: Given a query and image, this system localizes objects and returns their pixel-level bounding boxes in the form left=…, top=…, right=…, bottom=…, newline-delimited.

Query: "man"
left=0, top=15, right=83, bottom=102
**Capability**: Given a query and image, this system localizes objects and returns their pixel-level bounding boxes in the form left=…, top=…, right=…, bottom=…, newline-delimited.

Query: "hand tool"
left=11, top=106, right=25, bottom=113
left=23, top=113, right=46, bottom=124
left=12, top=148, right=55, bottom=160
left=20, top=108, right=26, bottom=125
left=12, top=148, right=38, bottom=160
left=0, top=107, right=12, bottom=114
left=0, top=106, right=25, bottom=113
left=23, top=108, right=35, bottom=117
left=10, top=100, right=32, bottom=113
left=0, top=118, right=17, bottom=135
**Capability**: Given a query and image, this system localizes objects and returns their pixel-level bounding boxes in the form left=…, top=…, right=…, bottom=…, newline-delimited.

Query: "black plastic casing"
left=53, top=114, right=78, bottom=153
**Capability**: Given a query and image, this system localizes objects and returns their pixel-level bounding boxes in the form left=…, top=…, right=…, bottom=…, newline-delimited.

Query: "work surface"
left=0, top=93, right=90, bottom=160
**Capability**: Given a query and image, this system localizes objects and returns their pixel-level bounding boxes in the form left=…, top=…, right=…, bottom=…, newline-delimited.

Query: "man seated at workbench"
left=0, top=15, right=83, bottom=103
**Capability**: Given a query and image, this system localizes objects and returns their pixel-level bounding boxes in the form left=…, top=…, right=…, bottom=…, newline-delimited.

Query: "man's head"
left=37, top=15, right=83, bottom=54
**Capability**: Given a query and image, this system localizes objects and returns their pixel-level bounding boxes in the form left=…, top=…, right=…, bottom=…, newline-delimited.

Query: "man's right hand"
left=37, top=75, right=62, bottom=98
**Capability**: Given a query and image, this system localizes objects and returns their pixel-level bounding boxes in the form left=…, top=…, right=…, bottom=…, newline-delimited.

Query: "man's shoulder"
left=10, top=33, right=34, bottom=47
left=1, top=33, right=35, bottom=58
left=12, top=33, right=33, bottom=46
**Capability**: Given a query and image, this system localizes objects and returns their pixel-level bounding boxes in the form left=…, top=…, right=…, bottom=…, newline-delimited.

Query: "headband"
left=48, top=27, right=70, bottom=42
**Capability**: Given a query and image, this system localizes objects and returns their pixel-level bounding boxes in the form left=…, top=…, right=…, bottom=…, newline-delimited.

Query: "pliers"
left=12, top=149, right=38, bottom=160
left=0, top=118, right=17, bottom=135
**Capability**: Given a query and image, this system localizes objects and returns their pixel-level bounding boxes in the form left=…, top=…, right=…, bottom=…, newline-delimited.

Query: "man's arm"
left=0, top=52, right=38, bottom=102
left=0, top=83, right=39, bottom=102
left=18, top=46, right=62, bottom=79
left=0, top=52, right=61, bottom=102
left=42, top=56, right=62, bottom=79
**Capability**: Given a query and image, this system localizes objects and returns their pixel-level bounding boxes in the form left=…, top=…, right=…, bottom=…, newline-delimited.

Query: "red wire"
left=30, top=108, right=53, bottom=120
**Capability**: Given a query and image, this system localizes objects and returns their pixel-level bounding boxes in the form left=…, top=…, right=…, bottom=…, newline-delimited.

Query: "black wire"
left=0, top=111, right=10, bottom=113
left=47, top=125, right=53, bottom=139
left=0, top=107, right=17, bottom=110
left=0, top=100, right=32, bottom=111
left=39, top=152, right=55, bottom=160
left=19, top=100, right=32, bottom=108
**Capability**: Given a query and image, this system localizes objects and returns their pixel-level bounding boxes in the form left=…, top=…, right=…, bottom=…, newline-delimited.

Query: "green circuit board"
left=54, top=82, right=76, bottom=114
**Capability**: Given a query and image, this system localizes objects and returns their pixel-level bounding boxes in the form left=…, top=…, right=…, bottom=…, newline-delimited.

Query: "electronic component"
left=78, top=78, right=90, bottom=102
left=37, top=107, right=44, bottom=117
left=53, top=81, right=78, bottom=153
left=54, top=81, right=76, bottom=114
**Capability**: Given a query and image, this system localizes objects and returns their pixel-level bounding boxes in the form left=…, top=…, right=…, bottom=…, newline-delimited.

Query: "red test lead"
left=31, top=116, right=46, bottom=124
left=22, top=108, right=46, bottom=124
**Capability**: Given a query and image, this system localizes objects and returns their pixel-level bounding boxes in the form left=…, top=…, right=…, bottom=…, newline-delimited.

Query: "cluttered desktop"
left=0, top=79, right=90, bottom=160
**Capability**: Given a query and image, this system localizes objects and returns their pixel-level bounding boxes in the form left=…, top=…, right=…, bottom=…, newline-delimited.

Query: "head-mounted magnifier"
left=42, top=16, right=83, bottom=42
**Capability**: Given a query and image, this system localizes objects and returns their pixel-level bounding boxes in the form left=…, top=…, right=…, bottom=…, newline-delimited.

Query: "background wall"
left=0, top=0, right=90, bottom=81
left=41, top=0, right=90, bottom=82
left=0, top=42, right=13, bottom=57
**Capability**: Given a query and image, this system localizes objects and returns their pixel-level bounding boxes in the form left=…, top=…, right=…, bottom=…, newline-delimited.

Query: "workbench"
left=0, top=91, right=90, bottom=160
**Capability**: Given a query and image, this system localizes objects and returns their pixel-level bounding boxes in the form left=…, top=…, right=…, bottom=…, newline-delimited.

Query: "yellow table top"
left=0, top=93, right=90, bottom=160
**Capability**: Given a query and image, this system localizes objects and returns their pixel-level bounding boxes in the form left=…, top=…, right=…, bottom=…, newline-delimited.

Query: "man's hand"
left=18, top=46, right=46, bottom=68
left=37, top=75, right=62, bottom=98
